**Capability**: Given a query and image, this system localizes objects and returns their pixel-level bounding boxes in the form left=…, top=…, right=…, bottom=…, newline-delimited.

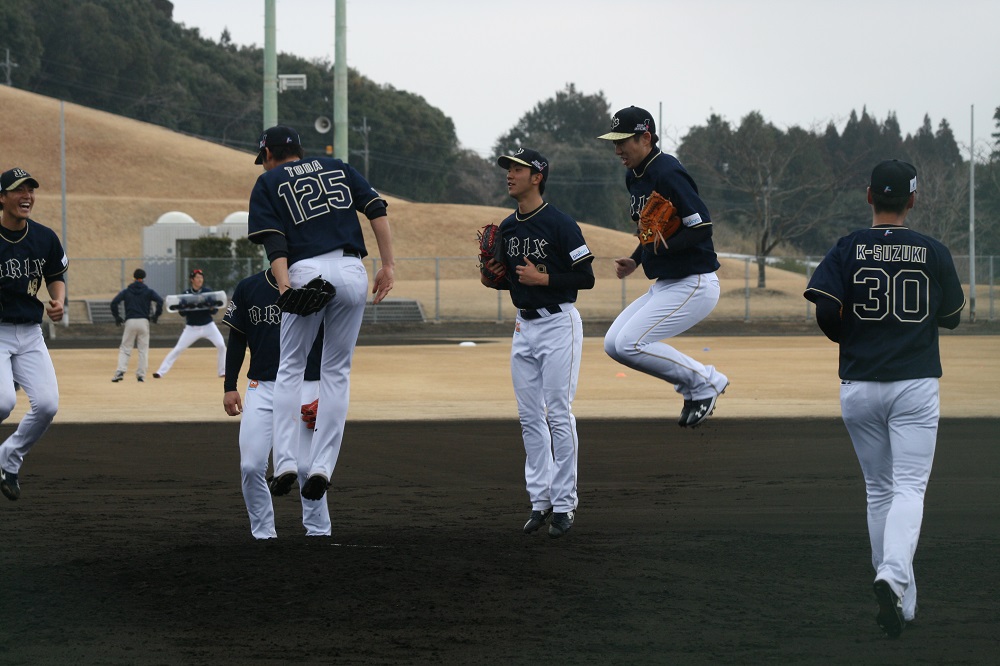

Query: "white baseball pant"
left=841, top=377, right=939, bottom=622
left=240, top=379, right=330, bottom=538
left=116, top=318, right=151, bottom=378
left=0, top=323, right=59, bottom=474
left=512, top=304, right=583, bottom=514
left=272, top=250, right=369, bottom=482
left=156, top=322, right=227, bottom=377
left=604, top=273, right=727, bottom=400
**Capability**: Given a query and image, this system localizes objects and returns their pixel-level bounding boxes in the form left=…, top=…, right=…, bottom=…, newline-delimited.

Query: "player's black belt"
left=342, top=249, right=361, bottom=258
left=519, top=304, right=562, bottom=320
left=0, top=317, right=37, bottom=325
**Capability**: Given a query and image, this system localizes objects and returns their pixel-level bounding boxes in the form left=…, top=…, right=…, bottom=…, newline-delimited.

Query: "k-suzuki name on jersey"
left=856, top=243, right=928, bottom=264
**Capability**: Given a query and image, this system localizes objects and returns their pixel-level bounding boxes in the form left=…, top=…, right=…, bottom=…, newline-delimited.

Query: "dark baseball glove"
left=638, top=191, right=682, bottom=252
left=276, top=277, right=336, bottom=316
left=477, top=223, right=506, bottom=287
left=301, top=399, right=318, bottom=430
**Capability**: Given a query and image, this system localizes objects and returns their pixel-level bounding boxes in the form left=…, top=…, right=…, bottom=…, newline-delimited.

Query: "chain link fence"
left=63, top=254, right=997, bottom=324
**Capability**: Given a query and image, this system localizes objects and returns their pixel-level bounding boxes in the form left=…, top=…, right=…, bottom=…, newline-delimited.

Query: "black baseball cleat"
left=523, top=508, right=553, bottom=534
left=685, top=382, right=729, bottom=428
left=300, top=474, right=330, bottom=501
left=1, top=468, right=20, bottom=501
left=873, top=579, right=905, bottom=638
left=267, top=471, right=297, bottom=497
left=137, top=376, right=144, bottom=382
left=548, top=511, right=575, bottom=538
left=111, top=371, right=124, bottom=383
left=678, top=400, right=694, bottom=427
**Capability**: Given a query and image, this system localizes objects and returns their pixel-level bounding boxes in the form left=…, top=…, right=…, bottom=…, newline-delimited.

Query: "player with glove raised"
left=248, top=125, right=395, bottom=503
left=482, top=148, right=594, bottom=538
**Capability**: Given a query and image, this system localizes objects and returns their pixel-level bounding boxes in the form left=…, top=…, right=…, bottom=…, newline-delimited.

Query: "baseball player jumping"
left=482, top=148, right=595, bottom=538
left=597, top=106, right=728, bottom=427
left=154, top=269, right=227, bottom=379
left=805, top=160, right=966, bottom=638
left=0, top=168, right=68, bottom=502
left=223, top=268, right=330, bottom=539
left=247, top=125, right=395, bottom=502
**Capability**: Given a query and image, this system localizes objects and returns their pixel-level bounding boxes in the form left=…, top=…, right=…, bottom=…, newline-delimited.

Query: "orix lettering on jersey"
left=248, top=304, right=282, bottom=326
left=856, top=243, right=928, bottom=264
left=506, top=235, right=549, bottom=262
left=1, top=257, right=48, bottom=282
left=225, top=295, right=281, bottom=328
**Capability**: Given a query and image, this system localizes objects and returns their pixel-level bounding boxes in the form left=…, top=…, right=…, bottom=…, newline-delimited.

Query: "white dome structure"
left=154, top=211, right=198, bottom=225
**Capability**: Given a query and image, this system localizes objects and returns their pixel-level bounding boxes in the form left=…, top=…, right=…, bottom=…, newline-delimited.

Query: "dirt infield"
left=2, top=418, right=998, bottom=665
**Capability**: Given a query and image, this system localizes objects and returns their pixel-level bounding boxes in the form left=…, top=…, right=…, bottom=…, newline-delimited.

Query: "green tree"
left=679, top=112, right=838, bottom=287
left=493, top=84, right=628, bottom=229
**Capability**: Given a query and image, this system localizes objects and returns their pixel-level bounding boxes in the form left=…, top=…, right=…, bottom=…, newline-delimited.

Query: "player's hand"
left=223, top=390, right=243, bottom=416
left=614, top=257, right=638, bottom=280
left=372, top=265, right=394, bottom=304
left=46, top=298, right=64, bottom=322
left=515, top=257, right=548, bottom=286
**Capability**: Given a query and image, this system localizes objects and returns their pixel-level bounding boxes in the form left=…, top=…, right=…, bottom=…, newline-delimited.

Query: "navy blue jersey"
left=247, top=157, right=386, bottom=264
left=497, top=202, right=594, bottom=310
left=0, top=219, right=68, bottom=324
left=182, top=285, right=220, bottom=326
left=223, top=270, right=322, bottom=382
left=111, top=281, right=164, bottom=321
left=805, top=225, right=966, bottom=381
left=625, top=149, right=719, bottom=279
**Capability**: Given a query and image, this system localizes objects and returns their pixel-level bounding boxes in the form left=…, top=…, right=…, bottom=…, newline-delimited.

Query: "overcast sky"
left=169, top=0, right=999, bottom=160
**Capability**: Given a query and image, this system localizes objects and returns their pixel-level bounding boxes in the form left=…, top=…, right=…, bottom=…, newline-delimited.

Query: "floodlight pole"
left=263, top=0, right=278, bottom=128
left=333, top=0, right=348, bottom=160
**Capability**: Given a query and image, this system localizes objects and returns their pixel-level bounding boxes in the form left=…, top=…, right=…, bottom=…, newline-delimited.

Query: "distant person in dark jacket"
left=154, top=268, right=227, bottom=379
left=110, top=268, right=164, bottom=383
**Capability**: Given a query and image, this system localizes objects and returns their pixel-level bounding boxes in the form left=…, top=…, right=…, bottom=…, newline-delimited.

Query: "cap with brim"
left=254, top=125, right=302, bottom=164
left=0, top=168, right=40, bottom=192
left=496, top=148, right=549, bottom=183
left=870, top=160, right=917, bottom=197
left=597, top=106, right=656, bottom=141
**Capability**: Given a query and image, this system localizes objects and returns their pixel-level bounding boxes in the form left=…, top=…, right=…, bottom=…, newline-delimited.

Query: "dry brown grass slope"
left=0, top=85, right=638, bottom=260
left=1, top=85, right=804, bottom=312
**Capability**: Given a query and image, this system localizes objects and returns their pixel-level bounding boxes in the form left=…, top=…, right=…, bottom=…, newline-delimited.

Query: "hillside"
left=1, top=86, right=808, bottom=321
left=0, top=85, right=639, bottom=260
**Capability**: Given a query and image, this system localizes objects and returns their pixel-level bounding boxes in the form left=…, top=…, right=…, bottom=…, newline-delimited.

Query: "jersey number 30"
left=276, top=169, right=354, bottom=225
left=853, top=268, right=929, bottom=323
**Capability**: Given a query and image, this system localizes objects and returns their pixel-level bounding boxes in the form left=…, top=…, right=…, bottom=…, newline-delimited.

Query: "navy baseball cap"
left=0, top=167, right=40, bottom=192
left=255, top=125, right=301, bottom=164
left=870, top=160, right=917, bottom=198
left=497, top=148, right=549, bottom=184
left=597, top=106, right=656, bottom=141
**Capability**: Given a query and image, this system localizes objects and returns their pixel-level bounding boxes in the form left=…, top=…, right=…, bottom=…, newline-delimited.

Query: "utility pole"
left=353, top=116, right=370, bottom=178
left=969, top=105, right=977, bottom=322
left=1, top=49, right=18, bottom=86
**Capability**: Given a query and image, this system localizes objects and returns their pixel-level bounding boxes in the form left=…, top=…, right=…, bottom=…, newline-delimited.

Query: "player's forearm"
left=270, top=257, right=291, bottom=291
left=47, top=279, right=66, bottom=303
left=370, top=216, right=395, bottom=268
left=223, top=330, right=248, bottom=392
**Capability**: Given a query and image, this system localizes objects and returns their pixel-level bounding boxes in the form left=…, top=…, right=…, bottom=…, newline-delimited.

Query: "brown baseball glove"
left=301, top=399, right=318, bottom=430
left=477, top=223, right=506, bottom=287
left=638, top=191, right=682, bottom=252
